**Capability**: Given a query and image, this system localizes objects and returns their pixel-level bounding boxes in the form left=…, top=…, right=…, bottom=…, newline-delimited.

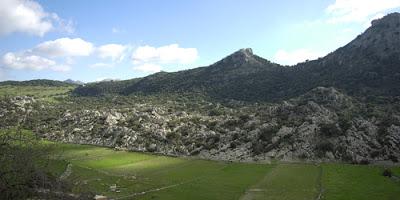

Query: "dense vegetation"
left=0, top=79, right=75, bottom=87
left=73, top=14, right=400, bottom=102
left=0, top=129, right=78, bottom=199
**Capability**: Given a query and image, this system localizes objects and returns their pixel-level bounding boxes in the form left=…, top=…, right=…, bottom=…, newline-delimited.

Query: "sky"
left=1, top=0, right=400, bottom=82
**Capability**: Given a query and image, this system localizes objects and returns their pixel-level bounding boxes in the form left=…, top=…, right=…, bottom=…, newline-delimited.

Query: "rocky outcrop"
left=2, top=87, right=399, bottom=164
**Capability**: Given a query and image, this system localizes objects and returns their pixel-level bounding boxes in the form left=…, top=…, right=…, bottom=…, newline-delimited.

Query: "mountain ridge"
left=8, top=13, right=400, bottom=102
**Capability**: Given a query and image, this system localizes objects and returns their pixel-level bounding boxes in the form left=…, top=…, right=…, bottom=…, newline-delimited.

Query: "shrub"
left=252, top=142, right=264, bottom=155
left=315, top=140, right=334, bottom=157
left=320, top=123, right=343, bottom=137
left=259, top=126, right=280, bottom=142
left=382, top=169, right=392, bottom=177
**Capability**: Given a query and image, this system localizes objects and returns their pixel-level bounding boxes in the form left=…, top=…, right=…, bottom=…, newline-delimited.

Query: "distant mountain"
left=64, top=79, right=84, bottom=85
left=73, top=13, right=400, bottom=102
left=0, top=79, right=75, bottom=87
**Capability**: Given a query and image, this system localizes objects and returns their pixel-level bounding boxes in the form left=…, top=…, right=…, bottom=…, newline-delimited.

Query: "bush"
left=315, top=140, right=334, bottom=157
left=259, top=126, right=280, bottom=142
left=252, top=142, right=264, bottom=155
left=338, top=116, right=352, bottom=132
left=0, top=128, right=72, bottom=199
left=320, top=123, right=343, bottom=137
left=382, top=169, right=392, bottom=177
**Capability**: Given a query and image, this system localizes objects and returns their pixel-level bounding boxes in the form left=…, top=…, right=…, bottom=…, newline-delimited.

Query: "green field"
left=45, top=143, right=400, bottom=200
left=0, top=85, right=75, bottom=101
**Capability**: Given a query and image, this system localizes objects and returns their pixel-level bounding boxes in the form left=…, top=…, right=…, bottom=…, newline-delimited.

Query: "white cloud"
left=0, top=0, right=74, bottom=36
left=51, top=13, right=75, bottom=34
left=34, top=38, right=94, bottom=57
left=90, top=62, right=114, bottom=68
left=132, top=44, right=198, bottom=65
left=326, top=0, right=400, bottom=24
left=94, top=77, right=120, bottom=82
left=133, top=63, right=162, bottom=73
left=1, top=52, right=70, bottom=72
left=97, top=44, right=126, bottom=62
left=273, top=49, right=326, bottom=66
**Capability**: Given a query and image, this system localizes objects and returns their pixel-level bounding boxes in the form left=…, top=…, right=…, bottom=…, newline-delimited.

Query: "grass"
left=24, top=142, right=397, bottom=200
left=49, top=143, right=273, bottom=199
left=239, top=164, right=320, bottom=200
left=392, top=167, right=400, bottom=177
left=321, top=163, right=400, bottom=200
left=0, top=85, right=75, bottom=102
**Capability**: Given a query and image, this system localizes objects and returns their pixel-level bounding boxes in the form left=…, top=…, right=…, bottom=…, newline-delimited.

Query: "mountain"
left=64, top=79, right=85, bottom=85
left=73, top=13, right=400, bottom=102
left=292, top=12, right=400, bottom=98
left=73, top=48, right=289, bottom=100
left=0, top=79, right=75, bottom=87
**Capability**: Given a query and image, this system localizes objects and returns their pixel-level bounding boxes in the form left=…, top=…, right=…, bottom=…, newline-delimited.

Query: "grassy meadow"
left=44, top=143, right=400, bottom=200
left=0, top=85, right=75, bottom=102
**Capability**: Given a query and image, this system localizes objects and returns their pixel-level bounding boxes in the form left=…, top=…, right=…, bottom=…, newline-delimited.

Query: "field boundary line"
left=315, top=164, right=324, bottom=200
left=239, top=164, right=278, bottom=200
left=114, top=165, right=229, bottom=200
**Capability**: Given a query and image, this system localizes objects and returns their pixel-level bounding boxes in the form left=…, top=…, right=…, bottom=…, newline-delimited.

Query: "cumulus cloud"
left=326, top=0, right=400, bottom=24
left=34, top=38, right=94, bottom=57
left=93, top=77, right=121, bottom=82
left=131, top=44, right=197, bottom=73
left=0, top=0, right=74, bottom=36
left=1, top=52, right=70, bottom=72
left=132, top=44, right=198, bottom=65
left=97, top=44, right=126, bottom=62
left=273, top=49, right=326, bottom=66
left=133, top=63, right=162, bottom=73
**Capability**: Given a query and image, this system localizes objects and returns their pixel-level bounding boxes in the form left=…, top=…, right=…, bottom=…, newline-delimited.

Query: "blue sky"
left=1, top=0, right=400, bottom=82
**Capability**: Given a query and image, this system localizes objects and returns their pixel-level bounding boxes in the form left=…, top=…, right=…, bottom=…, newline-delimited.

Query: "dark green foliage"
left=315, top=140, right=335, bottom=157
left=382, top=169, right=392, bottom=177
left=338, top=113, right=353, bottom=132
left=208, top=108, right=224, bottom=116
left=252, top=142, right=265, bottom=155
left=0, top=128, right=72, bottom=199
left=204, top=135, right=220, bottom=150
left=319, top=123, right=343, bottom=137
left=259, top=126, right=280, bottom=142
left=0, top=79, right=74, bottom=87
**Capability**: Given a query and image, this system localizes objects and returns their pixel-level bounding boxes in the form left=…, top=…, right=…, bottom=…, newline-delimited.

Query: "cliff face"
left=4, top=87, right=399, bottom=164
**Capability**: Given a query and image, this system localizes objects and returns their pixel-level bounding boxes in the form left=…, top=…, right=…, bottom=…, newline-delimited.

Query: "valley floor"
left=47, top=143, right=400, bottom=200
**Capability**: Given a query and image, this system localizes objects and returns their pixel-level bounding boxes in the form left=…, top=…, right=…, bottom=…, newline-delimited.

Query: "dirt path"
left=114, top=165, right=229, bottom=200
left=59, top=163, right=73, bottom=180
left=239, top=164, right=321, bottom=200
left=315, top=165, right=324, bottom=200
left=239, top=165, right=278, bottom=200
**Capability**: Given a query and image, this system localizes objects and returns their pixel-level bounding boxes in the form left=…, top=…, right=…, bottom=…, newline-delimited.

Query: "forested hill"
left=0, top=79, right=75, bottom=87
left=70, top=13, right=400, bottom=102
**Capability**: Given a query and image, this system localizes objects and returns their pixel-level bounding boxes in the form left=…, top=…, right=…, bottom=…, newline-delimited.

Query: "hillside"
left=73, top=13, right=400, bottom=102
left=0, top=79, right=75, bottom=87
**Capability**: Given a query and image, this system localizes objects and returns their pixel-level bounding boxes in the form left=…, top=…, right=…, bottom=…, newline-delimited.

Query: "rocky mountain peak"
left=340, top=12, right=400, bottom=59
left=371, top=12, right=400, bottom=27
left=237, top=48, right=253, bottom=56
left=230, top=48, right=254, bottom=60
left=215, top=48, right=260, bottom=66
